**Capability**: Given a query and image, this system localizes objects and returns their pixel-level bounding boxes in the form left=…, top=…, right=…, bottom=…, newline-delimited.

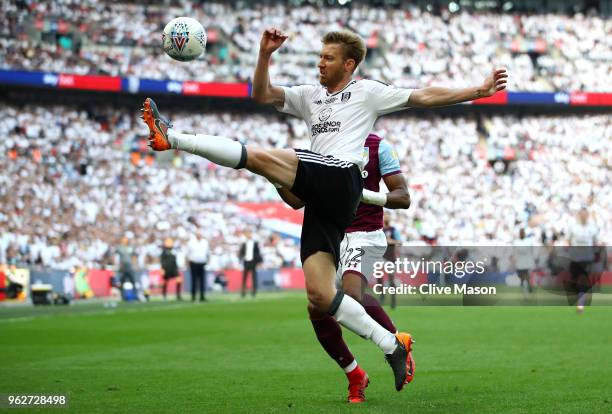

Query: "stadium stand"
left=0, top=0, right=610, bottom=298
left=0, top=103, right=609, bottom=271
left=1, top=0, right=610, bottom=90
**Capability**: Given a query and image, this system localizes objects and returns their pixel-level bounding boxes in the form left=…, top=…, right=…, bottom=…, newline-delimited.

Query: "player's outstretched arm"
left=252, top=28, right=288, bottom=106
left=408, top=68, right=508, bottom=108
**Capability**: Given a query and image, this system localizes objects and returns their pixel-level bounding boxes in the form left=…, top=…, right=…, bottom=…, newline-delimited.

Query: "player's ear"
left=345, top=58, right=356, bottom=73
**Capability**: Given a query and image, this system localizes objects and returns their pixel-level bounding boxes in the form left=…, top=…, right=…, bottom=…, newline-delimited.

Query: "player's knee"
left=307, top=302, right=317, bottom=316
left=306, top=289, right=330, bottom=312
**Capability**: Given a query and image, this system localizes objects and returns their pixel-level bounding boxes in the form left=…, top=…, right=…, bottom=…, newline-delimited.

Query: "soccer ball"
left=162, top=17, right=207, bottom=62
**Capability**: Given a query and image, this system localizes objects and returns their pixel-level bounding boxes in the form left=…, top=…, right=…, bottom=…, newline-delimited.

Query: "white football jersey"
left=277, top=79, right=412, bottom=168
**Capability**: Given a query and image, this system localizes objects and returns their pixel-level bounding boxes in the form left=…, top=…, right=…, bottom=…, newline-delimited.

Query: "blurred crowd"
left=373, top=114, right=610, bottom=245
left=0, top=103, right=299, bottom=272
left=1, top=0, right=610, bottom=90
left=0, top=103, right=609, bottom=271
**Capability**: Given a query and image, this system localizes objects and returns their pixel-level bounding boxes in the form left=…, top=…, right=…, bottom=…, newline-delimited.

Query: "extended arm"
left=408, top=68, right=508, bottom=108
left=252, top=28, right=288, bottom=106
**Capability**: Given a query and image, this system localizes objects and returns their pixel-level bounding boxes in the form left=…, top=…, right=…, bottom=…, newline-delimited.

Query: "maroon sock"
left=362, top=293, right=397, bottom=333
left=310, top=315, right=355, bottom=369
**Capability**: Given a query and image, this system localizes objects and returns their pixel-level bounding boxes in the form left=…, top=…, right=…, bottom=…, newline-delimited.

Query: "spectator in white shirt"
left=187, top=230, right=210, bottom=302
left=238, top=228, right=262, bottom=298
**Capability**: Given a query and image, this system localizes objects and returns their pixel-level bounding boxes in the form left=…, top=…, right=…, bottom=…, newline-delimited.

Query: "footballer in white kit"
left=142, top=26, right=508, bottom=400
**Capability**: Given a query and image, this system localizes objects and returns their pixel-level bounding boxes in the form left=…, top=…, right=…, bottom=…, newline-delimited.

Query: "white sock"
left=577, top=292, right=586, bottom=307
left=168, top=130, right=245, bottom=168
left=333, top=294, right=397, bottom=354
left=343, top=359, right=358, bottom=373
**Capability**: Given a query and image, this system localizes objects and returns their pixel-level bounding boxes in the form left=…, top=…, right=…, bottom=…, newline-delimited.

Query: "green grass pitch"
left=1, top=292, right=611, bottom=413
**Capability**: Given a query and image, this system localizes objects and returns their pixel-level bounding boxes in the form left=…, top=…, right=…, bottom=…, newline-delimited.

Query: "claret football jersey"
left=345, top=133, right=402, bottom=232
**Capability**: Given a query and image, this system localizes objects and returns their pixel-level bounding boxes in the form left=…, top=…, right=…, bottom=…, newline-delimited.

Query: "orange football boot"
left=141, top=98, right=172, bottom=151
left=385, top=331, right=415, bottom=391
left=396, top=332, right=415, bottom=385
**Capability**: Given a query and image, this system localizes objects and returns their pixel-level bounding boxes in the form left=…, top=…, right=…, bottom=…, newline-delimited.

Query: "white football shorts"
left=336, top=229, right=387, bottom=287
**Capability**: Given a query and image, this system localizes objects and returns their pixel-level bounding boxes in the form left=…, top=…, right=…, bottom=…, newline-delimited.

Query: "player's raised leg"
left=142, top=97, right=298, bottom=189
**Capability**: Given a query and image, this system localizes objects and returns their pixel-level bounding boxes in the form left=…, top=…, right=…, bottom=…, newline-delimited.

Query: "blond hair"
left=322, top=30, right=366, bottom=71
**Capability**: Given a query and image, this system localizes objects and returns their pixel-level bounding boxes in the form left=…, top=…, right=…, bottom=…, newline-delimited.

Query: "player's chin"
left=319, top=76, right=327, bottom=86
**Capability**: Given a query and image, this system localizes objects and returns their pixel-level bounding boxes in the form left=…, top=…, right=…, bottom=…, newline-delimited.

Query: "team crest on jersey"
left=341, top=92, right=352, bottom=102
left=362, top=147, right=370, bottom=167
left=170, top=22, right=189, bottom=51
